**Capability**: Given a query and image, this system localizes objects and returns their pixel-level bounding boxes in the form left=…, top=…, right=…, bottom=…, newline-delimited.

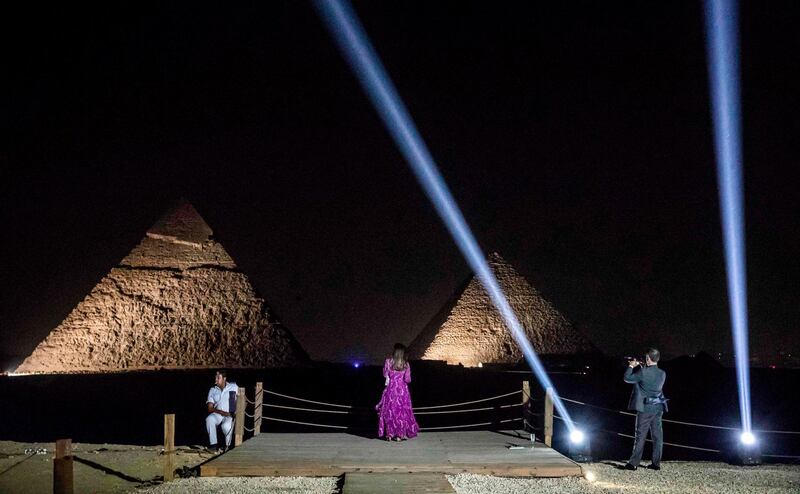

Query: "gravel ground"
left=4, top=439, right=797, bottom=494
left=134, top=476, right=340, bottom=493
left=449, top=461, right=800, bottom=494
left=130, top=462, right=800, bottom=494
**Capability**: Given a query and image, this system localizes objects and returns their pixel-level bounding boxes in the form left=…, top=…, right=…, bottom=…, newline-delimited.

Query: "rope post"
left=54, top=438, right=73, bottom=494
left=163, top=414, right=175, bottom=482
left=544, top=387, right=554, bottom=447
left=254, top=382, right=263, bottom=436
left=234, top=387, right=245, bottom=446
left=521, top=381, right=530, bottom=431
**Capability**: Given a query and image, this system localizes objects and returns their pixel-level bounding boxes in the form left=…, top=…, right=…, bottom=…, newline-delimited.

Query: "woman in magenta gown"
left=375, top=344, right=419, bottom=441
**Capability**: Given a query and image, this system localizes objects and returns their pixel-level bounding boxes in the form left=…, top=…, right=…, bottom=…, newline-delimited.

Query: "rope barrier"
left=262, top=415, right=349, bottom=429
left=553, top=415, right=722, bottom=453
left=244, top=389, right=264, bottom=405
left=259, top=389, right=520, bottom=413
left=559, top=396, right=636, bottom=416
left=245, top=389, right=263, bottom=405
left=414, top=403, right=522, bottom=415
left=264, top=390, right=356, bottom=409
left=419, top=417, right=522, bottom=431
left=752, top=428, right=800, bottom=435
left=413, top=390, right=521, bottom=410
left=560, top=396, right=800, bottom=434
left=243, top=426, right=255, bottom=432
left=244, top=411, right=255, bottom=418
left=248, top=386, right=800, bottom=437
left=613, top=431, right=721, bottom=453
left=263, top=403, right=350, bottom=414
left=661, top=417, right=737, bottom=431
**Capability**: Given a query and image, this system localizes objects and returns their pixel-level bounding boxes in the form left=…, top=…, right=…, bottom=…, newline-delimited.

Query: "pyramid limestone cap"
left=121, top=201, right=236, bottom=270
left=147, top=200, right=214, bottom=246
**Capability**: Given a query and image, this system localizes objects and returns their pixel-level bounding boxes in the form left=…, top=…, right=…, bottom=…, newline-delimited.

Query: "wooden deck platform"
left=199, top=431, right=583, bottom=477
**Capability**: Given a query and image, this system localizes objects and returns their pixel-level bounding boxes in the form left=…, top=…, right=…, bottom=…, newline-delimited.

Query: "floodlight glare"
left=703, top=0, right=753, bottom=435
left=568, top=429, right=592, bottom=462
left=732, top=430, right=762, bottom=466
left=740, top=431, right=755, bottom=445
left=313, top=0, right=578, bottom=433
left=584, top=471, right=596, bottom=482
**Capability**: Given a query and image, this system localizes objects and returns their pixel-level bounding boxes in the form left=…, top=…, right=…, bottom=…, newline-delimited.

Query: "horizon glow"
left=313, top=0, right=578, bottom=431
left=703, top=0, right=752, bottom=433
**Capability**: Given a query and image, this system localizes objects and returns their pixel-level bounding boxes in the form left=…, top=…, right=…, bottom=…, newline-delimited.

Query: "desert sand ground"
left=1, top=441, right=798, bottom=493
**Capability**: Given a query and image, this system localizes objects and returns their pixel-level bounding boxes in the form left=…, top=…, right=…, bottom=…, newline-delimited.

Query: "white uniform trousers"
left=206, top=413, right=233, bottom=446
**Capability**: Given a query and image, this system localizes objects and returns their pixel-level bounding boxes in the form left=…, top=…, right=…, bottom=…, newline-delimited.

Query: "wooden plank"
left=522, top=381, right=530, bottom=408
left=234, top=387, right=245, bottom=446
left=201, top=431, right=582, bottom=478
left=54, top=438, right=73, bottom=494
left=163, top=414, right=175, bottom=481
left=343, top=473, right=455, bottom=494
left=544, top=387, right=554, bottom=447
left=55, top=439, right=72, bottom=460
left=254, top=382, right=263, bottom=436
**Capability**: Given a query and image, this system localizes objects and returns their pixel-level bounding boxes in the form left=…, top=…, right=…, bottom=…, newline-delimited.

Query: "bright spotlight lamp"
left=730, top=430, right=761, bottom=466
left=567, top=429, right=592, bottom=463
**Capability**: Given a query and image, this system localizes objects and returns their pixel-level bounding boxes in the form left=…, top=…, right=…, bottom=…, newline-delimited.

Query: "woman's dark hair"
left=392, top=344, right=407, bottom=371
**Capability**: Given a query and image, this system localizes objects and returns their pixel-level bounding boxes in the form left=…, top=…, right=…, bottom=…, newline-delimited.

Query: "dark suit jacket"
left=624, top=364, right=667, bottom=413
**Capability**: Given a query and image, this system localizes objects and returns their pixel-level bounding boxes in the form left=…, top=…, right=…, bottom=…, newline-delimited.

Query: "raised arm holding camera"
left=623, top=348, right=668, bottom=471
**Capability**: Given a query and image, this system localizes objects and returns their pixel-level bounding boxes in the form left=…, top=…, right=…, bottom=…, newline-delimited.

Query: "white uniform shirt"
left=207, top=382, right=238, bottom=413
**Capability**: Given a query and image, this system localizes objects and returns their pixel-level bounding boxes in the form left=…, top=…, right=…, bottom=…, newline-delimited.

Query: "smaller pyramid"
left=409, top=253, right=593, bottom=367
left=16, top=201, right=307, bottom=374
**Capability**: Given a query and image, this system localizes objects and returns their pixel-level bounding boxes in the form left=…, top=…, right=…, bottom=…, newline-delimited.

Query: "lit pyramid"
left=16, top=201, right=306, bottom=373
left=410, top=253, right=593, bottom=367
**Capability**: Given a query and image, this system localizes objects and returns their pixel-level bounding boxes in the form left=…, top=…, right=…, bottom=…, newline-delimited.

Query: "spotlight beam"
left=703, top=0, right=752, bottom=433
left=313, top=0, right=578, bottom=431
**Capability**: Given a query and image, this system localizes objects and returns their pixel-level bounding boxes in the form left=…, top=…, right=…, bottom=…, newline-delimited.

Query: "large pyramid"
left=16, top=201, right=307, bottom=374
left=409, top=253, right=593, bottom=367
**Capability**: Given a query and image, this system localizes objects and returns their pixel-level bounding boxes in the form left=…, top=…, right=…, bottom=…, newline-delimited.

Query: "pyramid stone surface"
left=410, top=253, right=593, bottom=367
left=16, top=201, right=306, bottom=374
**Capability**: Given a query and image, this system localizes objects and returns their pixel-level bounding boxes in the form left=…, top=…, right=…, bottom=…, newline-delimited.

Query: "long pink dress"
left=375, top=358, right=419, bottom=440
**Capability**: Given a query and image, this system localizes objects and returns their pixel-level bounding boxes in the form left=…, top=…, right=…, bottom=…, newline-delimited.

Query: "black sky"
left=2, top=1, right=798, bottom=367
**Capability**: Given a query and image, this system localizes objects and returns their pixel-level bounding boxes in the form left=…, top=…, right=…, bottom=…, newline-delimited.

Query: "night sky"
left=2, top=1, right=798, bottom=368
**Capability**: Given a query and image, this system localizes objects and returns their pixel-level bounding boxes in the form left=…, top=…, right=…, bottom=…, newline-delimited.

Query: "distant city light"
left=313, top=0, right=579, bottom=433
left=352, top=362, right=360, bottom=368
left=703, top=0, right=752, bottom=435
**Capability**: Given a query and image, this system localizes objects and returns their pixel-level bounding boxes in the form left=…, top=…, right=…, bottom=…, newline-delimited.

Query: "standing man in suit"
left=624, top=348, right=667, bottom=471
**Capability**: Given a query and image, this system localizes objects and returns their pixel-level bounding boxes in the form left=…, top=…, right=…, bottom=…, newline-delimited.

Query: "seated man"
left=205, top=370, right=238, bottom=453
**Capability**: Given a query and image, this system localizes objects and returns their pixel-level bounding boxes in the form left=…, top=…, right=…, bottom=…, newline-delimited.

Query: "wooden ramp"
left=200, top=430, right=582, bottom=477
left=343, top=473, right=455, bottom=493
